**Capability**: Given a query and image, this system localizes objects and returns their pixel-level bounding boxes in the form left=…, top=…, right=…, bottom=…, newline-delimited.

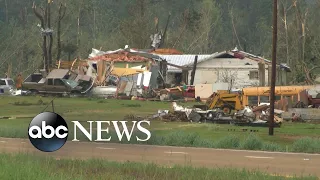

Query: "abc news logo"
left=28, top=112, right=151, bottom=152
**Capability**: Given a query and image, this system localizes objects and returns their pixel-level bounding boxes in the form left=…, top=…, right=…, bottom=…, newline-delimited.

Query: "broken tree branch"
left=32, top=2, right=45, bottom=28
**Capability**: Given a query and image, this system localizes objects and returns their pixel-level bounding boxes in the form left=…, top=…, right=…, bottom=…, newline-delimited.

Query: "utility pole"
left=269, top=0, right=278, bottom=136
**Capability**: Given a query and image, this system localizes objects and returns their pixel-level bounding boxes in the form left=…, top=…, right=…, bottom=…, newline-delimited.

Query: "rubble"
left=153, top=86, right=195, bottom=101
left=152, top=103, right=202, bottom=122
left=160, top=112, right=189, bottom=122
left=234, top=106, right=256, bottom=122
left=123, top=114, right=144, bottom=121
left=165, top=102, right=284, bottom=126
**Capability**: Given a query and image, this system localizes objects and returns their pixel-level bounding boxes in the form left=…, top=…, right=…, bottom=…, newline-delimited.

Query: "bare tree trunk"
left=293, top=1, right=308, bottom=64
left=93, top=5, right=96, bottom=48
left=173, top=10, right=188, bottom=48
left=77, top=6, right=81, bottom=57
left=293, top=1, right=308, bottom=81
left=229, top=5, right=242, bottom=50
left=5, top=0, right=8, bottom=22
left=162, top=14, right=171, bottom=48
left=56, top=3, right=66, bottom=61
left=138, top=0, right=146, bottom=48
left=139, top=0, right=145, bottom=17
left=47, top=0, right=53, bottom=69
left=280, top=0, right=293, bottom=67
left=20, top=7, right=28, bottom=73
left=283, top=6, right=290, bottom=65
left=33, top=2, right=48, bottom=72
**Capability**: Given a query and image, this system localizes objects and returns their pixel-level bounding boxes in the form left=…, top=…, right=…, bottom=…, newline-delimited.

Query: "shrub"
left=215, top=135, right=240, bottom=149
left=193, top=138, right=215, bottom=148
left=262, top=142, right=283, bottom=152
left=240, top=134, right=263, bottom=150
left=292, top=137, right=320, bottom=153
left=164, top=131, right=200, bottom=147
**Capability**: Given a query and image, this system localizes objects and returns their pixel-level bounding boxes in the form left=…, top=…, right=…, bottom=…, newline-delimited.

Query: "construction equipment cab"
left=206, top=90, right=244, bottom=114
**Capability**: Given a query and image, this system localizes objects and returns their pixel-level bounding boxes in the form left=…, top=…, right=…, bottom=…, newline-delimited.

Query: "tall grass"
left=215, top=135, right=240, bottom=149
left=0, top=153, right=317, bottom=180
left=292, top=137, right=320, bottom=153
left=240, top=134, right=263, bottom=150
left=262, top=143, right=284, bottom=152
left=0, top=126, right=319, bottom=153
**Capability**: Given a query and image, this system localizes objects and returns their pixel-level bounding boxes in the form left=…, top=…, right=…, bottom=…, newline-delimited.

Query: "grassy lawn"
left=0, top=153, right=317, bottom=180
left=0, top=96, right=319, bottom=153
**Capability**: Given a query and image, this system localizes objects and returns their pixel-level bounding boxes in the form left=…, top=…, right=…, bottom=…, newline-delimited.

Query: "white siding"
left=188, top=69, right=218, bottom=85
left=186, top=58, right=270, bottom=88
left=197, top=58, right=259, bottom=68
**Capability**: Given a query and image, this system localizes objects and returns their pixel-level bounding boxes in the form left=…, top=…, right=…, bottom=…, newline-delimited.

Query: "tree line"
left=0, top=0, right=319, bottom=84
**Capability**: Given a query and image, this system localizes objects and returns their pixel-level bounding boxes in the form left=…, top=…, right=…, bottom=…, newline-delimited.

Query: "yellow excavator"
left=196, top=90, right=243, bottom=111
left=207, top=90, right=244, bottom=112
left=194, top=90, right=246, bottom=121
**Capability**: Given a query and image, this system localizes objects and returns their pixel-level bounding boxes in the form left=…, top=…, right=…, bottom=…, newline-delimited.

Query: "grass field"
left=0, top=153, right=317, bottom=180
left=0, top=96, right=319, bottom=153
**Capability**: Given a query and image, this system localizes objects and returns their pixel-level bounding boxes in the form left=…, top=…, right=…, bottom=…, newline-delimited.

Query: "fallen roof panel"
left=46, top=69, right=70, bottom=79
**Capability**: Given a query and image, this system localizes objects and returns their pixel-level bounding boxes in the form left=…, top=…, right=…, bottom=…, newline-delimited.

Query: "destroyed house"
left=158, top=48, right=291, bottom=89
left=86, top=48, right=164, bottom=90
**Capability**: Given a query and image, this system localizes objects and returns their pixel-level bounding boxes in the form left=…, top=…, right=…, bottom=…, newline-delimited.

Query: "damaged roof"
left=233, top=50, right=291, bottom=72
left=161, top=49, right=291, bottom=73
left=46, top=69, right=70, bottom=79
left=130, top=48, right=183, bottom=55
left=158, top=54, right=217, bottom=73
left=87, top=46, right=291, bottom=73
left=150, top=48, right=183, bottom=55
left=88, top=48, right=152, bottom=62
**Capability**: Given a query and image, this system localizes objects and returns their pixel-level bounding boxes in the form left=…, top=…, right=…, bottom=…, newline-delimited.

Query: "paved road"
left=0, top=137, right=319, bottom=177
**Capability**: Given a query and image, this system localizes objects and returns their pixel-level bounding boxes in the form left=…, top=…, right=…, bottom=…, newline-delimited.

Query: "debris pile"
left=123, top=114, right=144, bottom=121
left=151, top=103, right=202, bottom=122
left=234, top=106, right=256, bottom=122
left=160, top=112, right=188, bottom=122
left=291, top=113, right=304, bottom=122
left=252, top=104, right=284, bottom=124
left=153, top=86, right=195, bottom=101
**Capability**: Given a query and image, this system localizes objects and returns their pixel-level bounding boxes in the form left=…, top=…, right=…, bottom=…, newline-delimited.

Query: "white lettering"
left=72, top=121, right=93, bottom=141
left=112, top=121, right=136, bottom=141
left=136, top=120, right=151, bottom=142
left=29, top=126, right=42, bottom=139
left=55, top=126, right=68, bottom=139
left=42, top=121, right=55, bottom=139
left=95, top=121, right=111, bottom=141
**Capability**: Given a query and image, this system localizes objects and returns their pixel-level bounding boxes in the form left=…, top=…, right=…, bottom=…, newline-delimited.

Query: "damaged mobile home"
left=54, top=47, right=170, bottom=98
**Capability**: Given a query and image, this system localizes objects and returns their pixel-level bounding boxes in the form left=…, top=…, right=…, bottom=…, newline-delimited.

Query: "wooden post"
left=182, top=70, right=188, bottom=84
left=162, top=60, right=167, bottom=88
left=268, top=65, right=272, bottom=86
left=190, top=55, right=198, bottom=85
left=258, top=61, right=266, bottom=86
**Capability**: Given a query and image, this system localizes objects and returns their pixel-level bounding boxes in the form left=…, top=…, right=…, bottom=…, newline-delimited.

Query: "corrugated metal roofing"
left=158, top=54, right=212, bottom=72
left=158, top=52, right=223, bottom=73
